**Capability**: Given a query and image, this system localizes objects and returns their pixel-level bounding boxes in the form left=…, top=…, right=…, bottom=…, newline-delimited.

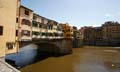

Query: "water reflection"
left=6, top=44, right=38, bottom=67
left=20, top=46, right=120, bottom=72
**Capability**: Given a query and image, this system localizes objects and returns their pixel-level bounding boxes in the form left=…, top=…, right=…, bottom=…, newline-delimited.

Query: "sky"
left=22, top=0, right=120, bottom=28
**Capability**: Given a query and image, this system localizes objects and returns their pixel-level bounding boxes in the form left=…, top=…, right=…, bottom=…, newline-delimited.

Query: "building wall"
left=80, top=27, right=94, bottom=41
left=32, top=13, right=42, bottom=38
left=80, top=21, right=120, bottom=46
left=0, top=0, right=20, bottom=57
left=19, top=6, right=33, bottom=41
left=94, top=27, right=102, bottom=41
left=80, top=27, right=102, bottom=45
left=32, top=14, right=63, bottom=39
left=60, top=23, right=73, bottom=39
left=102, top=22, right=120, bottom=41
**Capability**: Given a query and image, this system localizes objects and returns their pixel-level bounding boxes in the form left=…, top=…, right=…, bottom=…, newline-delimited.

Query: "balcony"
left=22, top=19, right=31, bottom=26
left=32, top=21, right=39, bottom=27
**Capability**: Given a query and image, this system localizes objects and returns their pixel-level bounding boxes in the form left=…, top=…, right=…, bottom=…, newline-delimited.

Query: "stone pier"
left=33, top=38, right=73, bottom=54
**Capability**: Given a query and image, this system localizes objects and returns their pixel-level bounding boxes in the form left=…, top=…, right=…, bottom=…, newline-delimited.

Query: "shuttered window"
left=0, top=26, right=3, bottom=35
left=22, top=30, right=30, bottom=36
left=22, top=19, right=31, bottom=26
left=25, top=10, right=29, bottom=15
left=16, top=30, right=18, bottom=36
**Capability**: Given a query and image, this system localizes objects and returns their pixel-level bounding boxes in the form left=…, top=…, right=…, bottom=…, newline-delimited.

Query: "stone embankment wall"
left=73, top=39, right=83, bottom=48
left=0, top=58, right=20, bottom=72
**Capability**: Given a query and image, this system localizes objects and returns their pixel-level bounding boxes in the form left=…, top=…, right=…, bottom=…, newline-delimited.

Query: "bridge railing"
left=32, top=36, right=64, bottom=40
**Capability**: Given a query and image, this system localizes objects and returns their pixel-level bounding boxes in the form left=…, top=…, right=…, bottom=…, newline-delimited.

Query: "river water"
left=21, top=46, right=120, bottom=72
left=6, top=44, right=120, bottom=72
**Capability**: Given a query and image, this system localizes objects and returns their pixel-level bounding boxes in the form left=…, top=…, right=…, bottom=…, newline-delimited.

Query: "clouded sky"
left=22, top=0, right=120, bottom=28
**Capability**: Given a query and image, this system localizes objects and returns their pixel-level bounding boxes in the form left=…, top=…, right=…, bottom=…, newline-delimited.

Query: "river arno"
left=20, top=46, right=120, bottom=72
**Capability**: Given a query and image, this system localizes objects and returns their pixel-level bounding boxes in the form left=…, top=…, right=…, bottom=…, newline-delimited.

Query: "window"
left=32, top=21, right=38, bottom=27
left=6, top=42, right=15, bottom=50
left=0, top=26, right=3, bottom=35
left=16, top=18, right=18, bottom=23
left=22, top=19, right=31, bottom=26
left=42, top=33, right=46, bottom=36
left=39, top=25, right=42, bottom=28
left=33, top=16, right=37, bottom=20
left=22, top=30, right=30, bottom=36
left=25, top=10, right=29, bottom=15
left=32, top=31, right=39, bottom=35
left=16, top=30, right=18, bottom=36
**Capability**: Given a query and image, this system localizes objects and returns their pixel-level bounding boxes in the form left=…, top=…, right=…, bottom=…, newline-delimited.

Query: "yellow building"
left=18, top=5, right=33, bottom=41
left=0, top=0, right=21, bottom=57
left=32, top=13, right=63, bottom=39
left=47, top=20, right=58, bottom=39
left=32, top=14, right=49, bottom=39
left=59, top=23, right=73, bottom=39
left=32, top=13, right=43, bottom=39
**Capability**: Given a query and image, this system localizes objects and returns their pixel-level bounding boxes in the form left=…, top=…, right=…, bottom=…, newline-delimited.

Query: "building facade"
left=59, top=23, right=73, bottom=39
left=80, top=21, right=120, bottom=46
left=32, top=13, right=63, bottom=40
left=80, top=26, right=103, bottom=45
left=94, top=27, right=102, bottom=41
left=80, top=26, right=95, bottom=45
left=0, top=0, right=21, bottom=57
left=32, top=13, right=42, bottom=39
left=18, top=5, right=33, bottom=41
left=102, top=21, right=120, bottom=44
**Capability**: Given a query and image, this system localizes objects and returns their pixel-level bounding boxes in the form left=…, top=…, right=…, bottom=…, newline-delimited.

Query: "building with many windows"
left=32, top=13, right=63, bottom=40
left=0, top=1, right=74, bottom=58
left=59, top=23, right=73, bottom=39
left=32, top=13, right=42, bottom=39
left=18, top=5, right=33, bottom=41
left=102, top=21, right=120, bottom=44
left=0, top=0, right=21, bottom=57
left=73, top=26, right=82, bottom=39
left=80, top=26, right=95, bottom=45
left=80, top=21, right=120, bottom=46
left=94, top=27, right=102, bottom=41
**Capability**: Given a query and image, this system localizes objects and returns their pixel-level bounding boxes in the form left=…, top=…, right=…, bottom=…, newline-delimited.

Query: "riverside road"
left=20, top=46, right=120, bottom=72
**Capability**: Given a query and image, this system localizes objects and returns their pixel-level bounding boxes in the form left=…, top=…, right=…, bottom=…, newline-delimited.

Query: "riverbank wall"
left=0, top=58, right=20, bottom=72
left=73, top=39, right=83, bottom=48
left=84, top=40, right=120, bottom=46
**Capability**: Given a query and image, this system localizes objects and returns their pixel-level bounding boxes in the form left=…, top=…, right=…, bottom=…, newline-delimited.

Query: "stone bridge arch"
left=33, top=38, right=73, bottom=54
left=35, top=42, right=60, bottom=54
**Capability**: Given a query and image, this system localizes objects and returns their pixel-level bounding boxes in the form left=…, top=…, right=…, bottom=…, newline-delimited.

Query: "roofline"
left=21, top=5, right=33, bottom=12
left=33, top=13, right=58, bottom=23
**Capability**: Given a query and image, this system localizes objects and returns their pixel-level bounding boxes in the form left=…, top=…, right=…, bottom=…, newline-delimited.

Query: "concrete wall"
left=0, top=0, right=19, bottom=57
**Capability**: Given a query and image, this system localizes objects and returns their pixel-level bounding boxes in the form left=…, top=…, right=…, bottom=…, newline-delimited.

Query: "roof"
left=21, top=5, right=33, bottom=12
